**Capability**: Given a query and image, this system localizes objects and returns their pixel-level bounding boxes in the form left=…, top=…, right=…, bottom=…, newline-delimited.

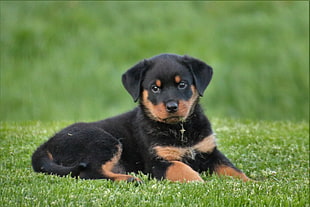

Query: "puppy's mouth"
left=161, top=116, right=185, bottom=124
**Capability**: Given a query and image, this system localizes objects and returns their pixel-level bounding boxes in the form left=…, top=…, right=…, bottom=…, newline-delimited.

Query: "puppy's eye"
left=151, top=85, right=161, bottom=93
left=178, top=81, right=188, bottom=90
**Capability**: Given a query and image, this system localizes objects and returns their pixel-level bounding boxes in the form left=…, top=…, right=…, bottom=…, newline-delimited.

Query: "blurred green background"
left=0, top=1, right=309, bottom=121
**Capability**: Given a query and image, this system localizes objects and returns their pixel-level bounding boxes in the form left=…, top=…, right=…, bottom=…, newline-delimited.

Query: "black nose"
left=166, top=101, right=178, bottom=113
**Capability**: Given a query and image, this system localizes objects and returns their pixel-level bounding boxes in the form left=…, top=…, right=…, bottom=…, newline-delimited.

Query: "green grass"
left=1, top=2, right=308, bottom=206
left=0, top=1, right=309, bottom=121
left=1, top=120, right=308, bottom=207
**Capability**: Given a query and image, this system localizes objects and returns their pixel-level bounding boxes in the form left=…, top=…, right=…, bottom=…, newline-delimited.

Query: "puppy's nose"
left=166, top=101, right=178, bottom=113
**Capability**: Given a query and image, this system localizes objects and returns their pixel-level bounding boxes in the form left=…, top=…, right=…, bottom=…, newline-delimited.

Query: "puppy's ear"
left=122, top=59, right=150, bottom=102
left=182, top=55, right=213, bottom=96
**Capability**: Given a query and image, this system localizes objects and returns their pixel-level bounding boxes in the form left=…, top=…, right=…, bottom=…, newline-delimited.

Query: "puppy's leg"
left=206, top=149, right=250, bottom=182
left=151, top=160, right=203, bottom=183
left=75, top=134, right=141, bottom=182
left=214, top=165, right=250, bottom=182
left=34, top=124, right=140, bottom=182
left=99, top=145, right=141, bottom=182
left=165, top=161, right=203, bottom=182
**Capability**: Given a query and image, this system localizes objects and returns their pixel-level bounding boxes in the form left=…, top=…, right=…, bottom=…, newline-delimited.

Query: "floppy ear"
left=182, top=55, right=213, bottom=96
left=122, top=59, right=149, bottom=102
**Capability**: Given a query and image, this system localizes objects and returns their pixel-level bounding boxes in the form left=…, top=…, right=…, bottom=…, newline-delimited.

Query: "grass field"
left=0, top=2, right=309, bottom=206
left=0, top=120, right=308, bottom=206
left=0, top=1, right=309, bottom=121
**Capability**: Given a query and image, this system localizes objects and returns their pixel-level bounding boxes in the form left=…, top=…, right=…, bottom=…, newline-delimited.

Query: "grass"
left=0, top=1, right=309, bottom=121
left=0, top=2, right=309, bottom=206
left=0, top=119, right=309, bottom=207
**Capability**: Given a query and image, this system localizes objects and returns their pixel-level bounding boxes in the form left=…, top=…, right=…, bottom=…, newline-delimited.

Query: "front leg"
left=214, top=164, right=250, bottom=182
left=150, top=159, right=203, bottom=183
left=194, top=148, right=250, bottom=182
left=150, top=135, right=250, bottom=182
left=151, top=145, right=203, bottom=182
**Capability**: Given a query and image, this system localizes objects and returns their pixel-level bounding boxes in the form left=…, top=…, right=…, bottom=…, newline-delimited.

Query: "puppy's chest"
left=142, top=120, right=215, bottom=161
left=152, top=134, right=216, bottom=161
left=146, top=122, right=200, bottom=144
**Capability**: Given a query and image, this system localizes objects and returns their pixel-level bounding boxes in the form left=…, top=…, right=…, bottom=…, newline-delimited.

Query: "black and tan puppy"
left=32, top=53, right=250, bottom=182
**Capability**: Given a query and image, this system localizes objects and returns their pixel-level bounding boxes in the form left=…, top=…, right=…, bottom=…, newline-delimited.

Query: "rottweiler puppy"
left=32, top=53, right=250, bottom=182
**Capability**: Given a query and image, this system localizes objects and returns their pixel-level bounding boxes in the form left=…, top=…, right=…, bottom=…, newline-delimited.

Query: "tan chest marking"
left=153, top=146, right=188, bottom=161
left=153, top=134, right=216, bottom=161
left=192, top=134, right=216, bottom=153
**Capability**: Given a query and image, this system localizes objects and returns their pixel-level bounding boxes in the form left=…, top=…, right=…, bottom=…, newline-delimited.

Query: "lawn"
left=0, top=119, right=308, bottom=206
left=0, top=2, right=309, bottom=206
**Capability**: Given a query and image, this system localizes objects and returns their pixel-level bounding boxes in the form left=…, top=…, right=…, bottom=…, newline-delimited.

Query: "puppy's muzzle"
left=166, top=101, right=178, bottom=113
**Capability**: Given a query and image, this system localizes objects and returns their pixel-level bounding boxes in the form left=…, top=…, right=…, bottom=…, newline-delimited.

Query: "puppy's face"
left=141, top=61, right=199, bottom=124
left=122, top=54, right=213, bottom=124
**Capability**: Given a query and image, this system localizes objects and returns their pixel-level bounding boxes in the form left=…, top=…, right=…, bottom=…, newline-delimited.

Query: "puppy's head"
left=122, top=54, right=213, bottom=124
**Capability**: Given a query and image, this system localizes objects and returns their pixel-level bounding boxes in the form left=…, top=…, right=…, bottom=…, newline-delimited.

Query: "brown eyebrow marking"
left=155, top=79, right=162, bottom=87
left=175, top=75, right=181, bottom=84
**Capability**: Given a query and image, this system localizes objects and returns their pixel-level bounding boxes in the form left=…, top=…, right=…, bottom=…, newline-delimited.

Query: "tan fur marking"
left=101, top=145, right=140, bottom=181
left=215, top=165, right=250, bottom=182
left=175, top=75, right=181, bottom=84
left=154, top=135, right=216, bottom=161
left=166, top=161, right=203, bottom=182
left=155, top=79, right=162, bottom=87
left=142, top=86, right=199, bottom=123
left=153, top=146, right=188, bottom=161
left=47, top=151, right=53, bottom=160
left=178, top=86, right=199, bottom=119
left=193, top=134, right=216, bottom=153
left=142, top=90, right=167, bottom=122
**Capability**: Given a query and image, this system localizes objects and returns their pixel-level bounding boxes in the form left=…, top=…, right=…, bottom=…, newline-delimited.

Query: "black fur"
left=32, top=53, right=247, bottom=182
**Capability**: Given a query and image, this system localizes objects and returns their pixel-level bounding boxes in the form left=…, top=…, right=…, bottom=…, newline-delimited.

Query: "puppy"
left=32, top=53, right=250, bottom=182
